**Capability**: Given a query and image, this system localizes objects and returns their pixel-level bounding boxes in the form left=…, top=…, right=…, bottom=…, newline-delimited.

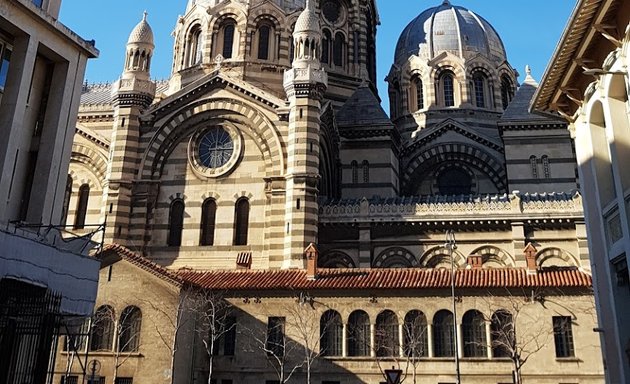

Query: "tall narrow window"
left=90, top=306, right=115, bottom=351
left=473, top=73, right=486, bottom=108
left=501, top=75, right=513, bottom=110
left=234, top=198, right=250, bottom=246
left=491, top=310, right=513, bottom=358
left=414, top=76, right=424, bottom=110
left=62, top=175, right=73, bottom=225
left=74, top=184, right=90, bottom=230
left=216, top=316, right=237, bottom=356
left=347, top=311, right=370, bottom=356
left=320, top=310, right=343, bottom=356
left=362, top=161, right=369, bottom=183
left=530, top=156, right=539, bottom=179
left=168, top=200, right=185, bottom=247
left=333, top=32, right=345, bottom=67
left=403, top=310, right=428, bottom=357
left=266, top=317, right=285, bottom=357
left=257, top=25, right=271, bottom=60
left=376, top=310, right=399, bottom=357
left=542, top=155, right=551, bottom=178
left=351, top=161, right=358, bottom=184
left=187, top=25, right=203, bottom=66
left=222, top=22, right=236, bottom=59
left=553, top=316, right=575, bottom=358
left=433, top=310, right=454, bottom=357
left=118, top=306, right=142, bottom=353
left=0, top=44, right=11, bottom=90
left=200, top=198, right=217, bottom=246
left=442, top=73, right=455, bottom=107
left=463, top=310, right=487, bottom=357
left=322, top=30, right=331, bottom=64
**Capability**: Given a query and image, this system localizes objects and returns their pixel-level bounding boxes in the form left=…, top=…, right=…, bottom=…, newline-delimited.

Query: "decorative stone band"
left=284, top=66, right=328, bottom=99
left=319, top=191, right=584, bottom=222
left=111, top=77, right=157, bottom=107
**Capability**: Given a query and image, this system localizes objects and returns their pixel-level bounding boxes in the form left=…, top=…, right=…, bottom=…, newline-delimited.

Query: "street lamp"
left=445, top=230, right=461, bottom=384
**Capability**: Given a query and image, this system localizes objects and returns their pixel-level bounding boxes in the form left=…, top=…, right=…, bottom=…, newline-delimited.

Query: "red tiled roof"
left=178, top=267, right=592, bottom=291
left=101, top=244, right=183, bottom=287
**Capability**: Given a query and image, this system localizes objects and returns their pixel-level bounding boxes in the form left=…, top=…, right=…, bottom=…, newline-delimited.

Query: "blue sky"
left=60, top=0, right=575, bottom=109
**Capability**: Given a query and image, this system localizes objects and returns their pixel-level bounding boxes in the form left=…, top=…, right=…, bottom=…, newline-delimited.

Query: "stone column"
left=427, top=324, right=434, bottom=358
left=370, top=323, right=376, bottom=357
left=486, top=320, right=493, bottom=359
left=342, top=323, right=348, bottom=357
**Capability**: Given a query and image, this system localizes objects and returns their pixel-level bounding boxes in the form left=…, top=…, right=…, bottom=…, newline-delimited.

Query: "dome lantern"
left=291, top=0, right=322, bottom=69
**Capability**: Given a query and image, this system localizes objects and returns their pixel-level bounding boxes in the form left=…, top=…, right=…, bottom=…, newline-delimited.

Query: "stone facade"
left=58, top=0, right=604, bottom=383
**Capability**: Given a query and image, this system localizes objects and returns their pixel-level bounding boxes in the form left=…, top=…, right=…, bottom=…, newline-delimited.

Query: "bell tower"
left=103, top=12, right=156, bottom=244
left=282, top=0, right=328, bottom=268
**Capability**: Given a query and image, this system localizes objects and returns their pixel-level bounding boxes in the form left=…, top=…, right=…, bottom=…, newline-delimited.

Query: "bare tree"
left=186, top=289, right=235, bottom=384
left=400, top=311, right=429, bottom=384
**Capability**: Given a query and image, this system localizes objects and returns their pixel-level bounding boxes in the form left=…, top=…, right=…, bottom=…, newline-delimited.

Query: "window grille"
left=542, top=155, right=551, bottom=178
left=433, top=310, right=454, bottom=357
left=351, top=161, right=358, bottom=184
left=553, top=316, right=575, bottom=358
left=403, top=310, right=428, bottom=357
left=118, top=306, right=142, bottom=352
left=168, top=200, right=185, bottom=246
left=347, top=311, right=370, bottom=356
left=266, top=317, right=285, bottom=357
left=90, top=306, right=115, bottom=351
left=320, top=310, right=343, bottom=356
left=114, top=378, right=133, bottom=384
left=74, top=184, right=90, bottom=229
left=462, top=310, right=487, bottom=357
left=60, top=376, right=79, bottom=384
left=234, top=198, right=250, bottom=246
left=200, top=198, right=217, bottom=246
left=362, top=161, right=369, bottom=183
left=376, top=310, right=399, bottom=357
left=530, top=156, right=538, bottom=179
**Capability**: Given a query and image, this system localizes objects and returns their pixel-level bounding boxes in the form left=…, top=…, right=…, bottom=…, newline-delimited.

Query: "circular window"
left=322, top=1, right=341, bottom=24
left=188, top=125, right=242, bottom=179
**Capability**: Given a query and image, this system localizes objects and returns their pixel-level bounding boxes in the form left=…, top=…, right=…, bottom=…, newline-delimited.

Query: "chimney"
left=467, top=254, right=483, bottom=270
left=524, top=243, right=538, bottom=273
left=305, top=243, right=319, bottom=280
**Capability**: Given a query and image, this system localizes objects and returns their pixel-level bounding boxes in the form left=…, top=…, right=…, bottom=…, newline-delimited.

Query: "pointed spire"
left=523, top=65, right=538, bottom=86
left=143, top=10, right=148, bottom=22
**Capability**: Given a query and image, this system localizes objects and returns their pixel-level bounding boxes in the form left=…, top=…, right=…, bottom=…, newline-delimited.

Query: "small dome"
left=128, top=12, right=154, bottom=46
left=294, top=0, right=320, bottom=35
left=394, top=1, right=506, bottom=65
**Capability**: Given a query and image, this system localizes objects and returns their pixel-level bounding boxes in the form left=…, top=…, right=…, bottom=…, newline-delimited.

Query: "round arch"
left=469, top=245, right=515, bottom=267
left=319, top=251, right=356, bottom=268
left=536, top=248, right=580, bottom=268
left=419, top=246, right=466, bottom=268
left=373, top=247, right=418, bottom=268
left=71, top=143, right=108, bottom=188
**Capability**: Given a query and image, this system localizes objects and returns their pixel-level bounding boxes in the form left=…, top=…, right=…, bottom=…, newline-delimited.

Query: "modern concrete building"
left=0, top=0, right=99, bottom=383
left=57, top=0, right=604, bottom=383
left=534, top=0, right=630, bottom=382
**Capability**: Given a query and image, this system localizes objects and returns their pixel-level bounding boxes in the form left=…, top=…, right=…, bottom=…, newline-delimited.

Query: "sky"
left=59, top=0, right=575, bottom=111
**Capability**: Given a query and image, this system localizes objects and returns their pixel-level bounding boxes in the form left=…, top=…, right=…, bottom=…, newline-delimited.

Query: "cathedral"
left=56, top=0, right=605, bottom=383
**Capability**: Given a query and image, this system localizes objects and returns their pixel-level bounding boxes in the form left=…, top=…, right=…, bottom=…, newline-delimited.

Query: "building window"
left=63, top=318, right=90, bottom=353
left=118, top=306, right=142, bottom=353
left=74, top=184, right=90, bottom=229
left=433, top=310, right=455, bottom=357
left=333, top=32, right=345, bottom=67
left=62, top=175, right=73, bottom=225
left=200, top=198, right=217, bottom=246
left=542, top=155, right=551, bottom=178
left=90, top=306, right=115, bottom=351
left=266, top=317, right=285, bottom=357
left=257, top=24, right=271, bottom=60
left=222, top=22, right=236, bottom=59
left=187, top=25, right=203, bottom=67
left=552, top=316, right=575, bottom=358
left=491, top=310, right=513, bottom=358
left=462, top=310, right=487, bottom=357
left=441, top=72, right=455, bottom=107
left=114, top=379, right=133, bottom=384
left=403, top=310, right=428, bottom=357
left=31, top=0, right=43, bottom=7
left=347, top=310, right=370, bottom=356
left=86, top=378, right=105, bottom=384
left=0, top=42, right=12, bottom=91
left=413, top=76, right=424, bottom=111
left=362, top=161, right=369, bottom=183
left=60, top=376, right=79, bottom=384
left=168, top=200, right=185, bottom=247
left=322, top=30, right=331, bottom=64
left=473, top=73, right=486, bottom=108
left=233, top=198, right=249, bottom=246
left=530, top=156, right=538, bottom=179
left=501, top=75, right=513, bottom=109
left=320, top=310, right=343, bottom=356
left=376, top=310, right=399, bottom=357
left=438, top=168, right=472, bottom=195
left=351, top=161, right=358, bottom=184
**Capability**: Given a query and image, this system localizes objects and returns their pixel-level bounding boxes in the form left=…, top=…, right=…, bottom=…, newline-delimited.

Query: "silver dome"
left=394, top=1, right=507, bottom=65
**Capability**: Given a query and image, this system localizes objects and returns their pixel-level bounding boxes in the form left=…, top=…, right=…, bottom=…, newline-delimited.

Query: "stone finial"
left=526, top=65, right=531, bottom=76
left=305, top=243, right=319, bottom=280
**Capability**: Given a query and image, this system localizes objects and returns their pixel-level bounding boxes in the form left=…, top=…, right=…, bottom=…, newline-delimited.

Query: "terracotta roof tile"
left=178, top=267, right=591, bottom=291
left=101, top=244, right=183, bottom=287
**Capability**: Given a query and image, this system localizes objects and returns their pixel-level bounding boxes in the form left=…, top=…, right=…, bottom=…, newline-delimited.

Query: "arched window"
left=501, top=75, right=513, bottom=109
left=257, top=24, right=271, bottom=60
left=433, top=310, right=455, bottom=357
left=403, top=310, right=428, bottom=357
left=320, top=310, right=343, bottom=356
left=491, top=310, right=513, bottom=358
left=351, top=161, right=358, bottom=184
left=118, top=306, right=142, bottom=353
left=473, top=73, right=486, bottom=108
left=322, top=30, right=331, bottom=64
left=187, top=25, right=203, bottom=67
left=441, top=72, right=455, bottom=107
left=413, top=76, right=424, bottom=111
left=333, top=32, right=345, bottom=67
left=62, top=175, right=72, bottom=225
left=530, top=156, right=539, bottom=179
left=376, top=310, right=399, bottom=357
left=200, top=198, right=217, bottom=246
left=362, top=161, right=369, bottom=183
left=222, top=22, right=236, bottom=59
left=168, top=200, right=185, bottom=247
left=347, top=310, right=370, bottom=356
left=74, top=184, right=90, bottom=230
left=90, top=305, right=114, bottom=351
left=463, top=310, right=487, bottom=357
left=438, top=168, right=472, bottom=195
left=234, top=198, right=249, bottom=246
left=542, top=155, right=550, bottom=178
